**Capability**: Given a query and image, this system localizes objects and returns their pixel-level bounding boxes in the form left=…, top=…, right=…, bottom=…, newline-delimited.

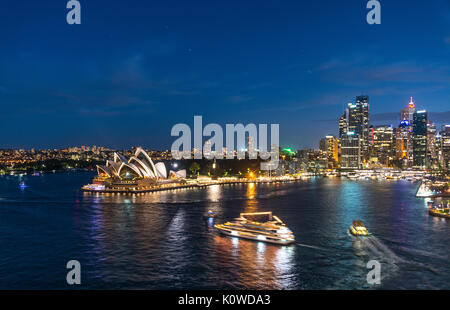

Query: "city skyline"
left=1, top=1, right=449, bottom=150
left=1, top=95, right=448, bottom=152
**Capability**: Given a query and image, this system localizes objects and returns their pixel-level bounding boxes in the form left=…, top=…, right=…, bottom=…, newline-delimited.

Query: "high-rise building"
left=340, top=132, right=362, bottom=169
left=427, top=122, right=437, bottom=168
left=439, top=125, right=450, bottom=169
left=394, top=97, right=418, bottom=168
left=370, top=125, right=394, bottom=166
left=319, top=135, right=339, bottom=168
left=339, top=111, right=347, bottom=138
left=401, top=97, right=416, bottom=122
left=347, top=96, right=370, bottom=159
left=395, top=120, right=413, bottom=167
left=412, top=110, right=428, bottom=168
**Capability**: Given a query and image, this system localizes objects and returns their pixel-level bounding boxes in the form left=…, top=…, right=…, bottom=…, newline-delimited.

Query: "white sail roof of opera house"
left=169, top=169, right=187, bottom=179
left=154, top=162, right=167, bottom=179
left=96, top=147, right=186, bottom=180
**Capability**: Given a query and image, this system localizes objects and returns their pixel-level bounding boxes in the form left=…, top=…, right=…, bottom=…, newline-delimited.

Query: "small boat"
left=349, top=220, right=369, bottom=236
left=215, top=212, right=295, bottom=245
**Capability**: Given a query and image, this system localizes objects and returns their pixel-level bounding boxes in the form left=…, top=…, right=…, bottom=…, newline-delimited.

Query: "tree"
left=189, top=162, right=201, bottom=176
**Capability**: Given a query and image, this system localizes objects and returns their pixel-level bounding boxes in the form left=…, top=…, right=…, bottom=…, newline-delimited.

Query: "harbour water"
left=0, top=172, right=449, bottom=289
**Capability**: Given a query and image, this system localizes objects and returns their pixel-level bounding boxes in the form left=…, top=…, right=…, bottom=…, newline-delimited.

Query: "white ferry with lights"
left=416, top=181, right=439, bottom=198
left=214, top=212, right=295, bottom=245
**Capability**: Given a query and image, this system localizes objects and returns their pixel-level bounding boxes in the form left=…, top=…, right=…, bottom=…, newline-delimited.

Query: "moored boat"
left=428, top=201, right=450, bottom=219
left=429, top=208, right=450, bottom=219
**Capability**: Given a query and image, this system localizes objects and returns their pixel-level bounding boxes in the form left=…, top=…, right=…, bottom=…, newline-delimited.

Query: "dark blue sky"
left=0, top=0, right=449, bottom=150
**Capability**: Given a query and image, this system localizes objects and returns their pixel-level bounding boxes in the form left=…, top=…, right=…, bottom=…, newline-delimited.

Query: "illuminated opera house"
left=83, top=147, right=187, bottom=193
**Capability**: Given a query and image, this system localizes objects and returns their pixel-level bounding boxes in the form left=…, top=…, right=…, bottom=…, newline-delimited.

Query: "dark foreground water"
left=0, top=172, right=449, bottom=290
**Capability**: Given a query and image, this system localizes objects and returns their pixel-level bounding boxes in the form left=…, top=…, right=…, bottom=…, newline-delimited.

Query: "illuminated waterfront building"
left=319, top=135, right=339, bottom=168
left=370, top=125, right=394, bottom=167
left=340, top=131, right=362, bottom=169
left=412, top=110, right=428, bottom=168
left=338, top=111, right=348, bottom=167
left=88, top=147, right=187, bottom=192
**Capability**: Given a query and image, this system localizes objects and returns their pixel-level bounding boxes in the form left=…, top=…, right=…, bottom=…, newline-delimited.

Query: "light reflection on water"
left=212, top=235, right=297, bottom=289
left=0, top=173, right=449, bottom=289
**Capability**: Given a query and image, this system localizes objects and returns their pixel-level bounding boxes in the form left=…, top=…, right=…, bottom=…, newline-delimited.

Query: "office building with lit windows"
left=340, top=132, right=362, bottom=169
left=347, top=96, right=370, bottom=160
left=370, top=125, right=394, bottom=167
left=412, top=110, right=428, bottom=168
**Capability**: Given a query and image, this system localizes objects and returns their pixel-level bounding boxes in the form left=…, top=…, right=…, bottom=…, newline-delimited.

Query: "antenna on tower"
left=409, top=96, right=415, bottom=108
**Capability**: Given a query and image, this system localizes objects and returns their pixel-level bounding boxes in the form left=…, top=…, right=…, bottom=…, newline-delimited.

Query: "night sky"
left=0, top=0, right=449, bottom=150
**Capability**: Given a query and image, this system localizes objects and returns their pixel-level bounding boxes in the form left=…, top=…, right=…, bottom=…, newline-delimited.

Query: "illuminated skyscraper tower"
left=413, top=110, right=428, bottom=168
left=347, top=96, right=370, bottom=159
left=339, top=111, right=348, bottom=138
left=395, top=120, right=413, bottom=167
left=401, top=97, right=416, bottom=122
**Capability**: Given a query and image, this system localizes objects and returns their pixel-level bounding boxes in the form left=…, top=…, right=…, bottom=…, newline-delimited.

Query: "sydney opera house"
left=83, top=147, right=187, bottom=193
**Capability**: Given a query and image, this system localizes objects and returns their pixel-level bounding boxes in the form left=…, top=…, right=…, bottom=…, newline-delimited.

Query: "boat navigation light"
left=257, top=235, right=267, bottom=241
left=231, top=231, right=239, bottom=236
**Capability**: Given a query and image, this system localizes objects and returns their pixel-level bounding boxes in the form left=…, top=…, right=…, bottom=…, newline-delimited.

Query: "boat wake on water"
left=295, top=242, right=329, bottom=251
left=362, top=236, right=403, bottom=263
left=353, top=235, right=441, bottom=280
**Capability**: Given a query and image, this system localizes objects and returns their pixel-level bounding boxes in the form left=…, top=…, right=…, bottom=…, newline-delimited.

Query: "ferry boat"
left=215, top=212, right=295, bottom=245
left=416, top=181, right=439, bottom=198
left=349, top=220, right=369, bottom=236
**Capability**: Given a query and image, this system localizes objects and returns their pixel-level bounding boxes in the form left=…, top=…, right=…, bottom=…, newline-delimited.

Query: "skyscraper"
left=339, top=111, right=347, bottom=138
left=319, top=135, right=339, bottom=168
left=401, top=97, right=416, bottom=122
left=395, top=120, right=413, bottom=167
left=371, top=125, right=394, bottom=166
left=340, top=131, right=362, bottom=169
left=412, top=110, right=428, bottom=168
left=394, top=97, right=417, bottom=168
left=347, top=96, right=370, bottom=159
left=438, top=125, right=450, bottom=169
left=427, top=122, right=437, bottom=168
